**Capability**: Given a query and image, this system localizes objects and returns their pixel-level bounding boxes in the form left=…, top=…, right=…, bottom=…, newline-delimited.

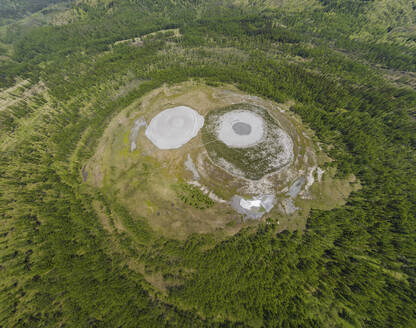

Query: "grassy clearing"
left=114, top=28, right=181, bottom=46
left=85, top=81, right=357, bottom=239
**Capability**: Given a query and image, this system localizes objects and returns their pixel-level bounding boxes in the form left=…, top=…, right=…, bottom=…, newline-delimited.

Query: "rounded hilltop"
left=84, top=82, right=353, bottom=238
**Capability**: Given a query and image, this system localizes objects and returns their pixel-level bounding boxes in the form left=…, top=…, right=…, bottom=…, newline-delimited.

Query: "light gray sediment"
left=184, top=154, right=200, bottom=180
left=130, top=117, right=147, bottom=151
left=230, top=194, right=276, bottom=220
left=287, top=176, right=306, bottom=199
left=145, top=106, right=204, bottom=150
left=277, top=176, right=306, bottom=215
left=279, top=198, right=299, bottom=215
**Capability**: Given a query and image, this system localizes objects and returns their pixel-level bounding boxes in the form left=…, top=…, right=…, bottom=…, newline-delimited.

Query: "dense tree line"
left=0, top=0, right=415, bottom=327
left=0, top=0, right=70, bottom=22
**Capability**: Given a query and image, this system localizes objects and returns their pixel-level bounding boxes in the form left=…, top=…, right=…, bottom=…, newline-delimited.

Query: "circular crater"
left=217, top=110, right=264, bottom=148
left=202, top=103, right=294, bottom=180
left=145, top=106, right=204, bottom=149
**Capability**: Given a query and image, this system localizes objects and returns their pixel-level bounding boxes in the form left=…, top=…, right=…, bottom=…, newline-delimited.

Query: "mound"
left=85, top=82, right=352, bottom=237
left=145, top=106, right=204, bottom=149
left=202, top=103, right=294, bottom=180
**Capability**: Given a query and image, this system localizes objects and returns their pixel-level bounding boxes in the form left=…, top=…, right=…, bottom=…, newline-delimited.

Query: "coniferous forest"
left=0, top=0, right=415, bottom=327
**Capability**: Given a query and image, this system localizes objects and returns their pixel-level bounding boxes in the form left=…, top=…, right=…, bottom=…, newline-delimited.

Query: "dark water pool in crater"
left=232, top=122, right=252, bottom=135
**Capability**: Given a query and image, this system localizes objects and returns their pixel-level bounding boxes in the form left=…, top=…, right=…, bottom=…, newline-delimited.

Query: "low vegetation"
left=173, top=182, right=214, bottom=209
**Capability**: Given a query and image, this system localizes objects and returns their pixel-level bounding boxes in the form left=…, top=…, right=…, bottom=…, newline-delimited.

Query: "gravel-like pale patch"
left=184, top=154, right=200, bottom=180
left=230, top=194, right=276, bottom=220
left=129, top=117, right=147, bottom=151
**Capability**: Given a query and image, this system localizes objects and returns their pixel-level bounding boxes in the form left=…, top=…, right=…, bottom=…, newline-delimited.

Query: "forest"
left=0, top=0, right=415, bottom=327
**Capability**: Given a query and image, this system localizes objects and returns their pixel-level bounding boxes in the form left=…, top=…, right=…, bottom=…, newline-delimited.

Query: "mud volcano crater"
left=202, top=103, right=294, bottom=180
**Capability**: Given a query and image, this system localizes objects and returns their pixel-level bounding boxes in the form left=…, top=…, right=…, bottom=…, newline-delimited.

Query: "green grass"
left=173, top=182, right=214, bottom=209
